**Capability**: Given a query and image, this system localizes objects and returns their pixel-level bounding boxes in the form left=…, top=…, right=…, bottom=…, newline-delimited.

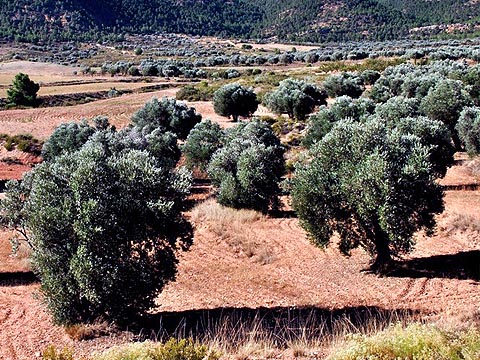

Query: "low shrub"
left=64, top=322, right=111, bottom=341
left=176, top=82, right=217, bottom=102
left=0, top=133, right=42, bottom=153
left=93, top=338, right=219, bottom=360
left=42, top=346, right=75, bottom=360
left=329, top=324, right=480, bottom=360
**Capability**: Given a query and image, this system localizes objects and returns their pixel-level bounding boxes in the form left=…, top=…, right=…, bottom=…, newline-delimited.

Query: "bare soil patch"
left=0, top=61, right=78, bottom=77
left=0, top=88, right=179, bottom=139
left=0, top=148, right=41, bottom=181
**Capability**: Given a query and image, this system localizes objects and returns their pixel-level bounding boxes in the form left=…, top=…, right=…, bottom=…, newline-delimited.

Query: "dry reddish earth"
left=0, top=93, right=253, bottom=140
left=0, top=148, right=42, bottom=180
left=0, top=188, right=478, bottom=359
left=158, top=192, right=480, bottom=316
left=0, top=89, right=181, bottom=140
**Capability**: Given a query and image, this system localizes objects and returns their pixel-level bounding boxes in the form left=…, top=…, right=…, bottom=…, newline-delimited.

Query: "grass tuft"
left=93, top=338, right=219, bottom=360
left=328, top=323, right=480, bottom=360
left=190, top=199, right=272, bottom=263
left=42, top=345, right=75, bottom=360
left=442, top=212, right=480, bottom=234
left=64, top=321, right=112, bottom=341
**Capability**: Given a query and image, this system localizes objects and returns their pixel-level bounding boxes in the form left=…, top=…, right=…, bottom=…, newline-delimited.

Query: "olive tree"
left=291, top=118, right=448, bottom=273
left=420, top=79, right=472, bottom=150
left=183, top=120, right=224, bottom=171
left=374, top=96, right=420, bottom=123
left=302, top=108, right=335, bottom=148
left=132, top=97, right=201, bottom=140
left=264, top=79, right=327, bottom=120
left=41, top=117, right=109, bottom=161
left=322, top=72, right=365, bottom=99
left=212, top=83, right=258, bottom=122
left=302, top=96, right=374, bottom=148
left=1, top=137, right=193, bottom=325
left=456, top=107, right=480, bottom=156
left=207, top=121, right=285, bottom=213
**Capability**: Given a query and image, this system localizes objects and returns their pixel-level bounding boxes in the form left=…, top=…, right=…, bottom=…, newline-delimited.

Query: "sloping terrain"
left=1, top=0, right=480, bottom=43
left=0, top=178, right=478, bottom=359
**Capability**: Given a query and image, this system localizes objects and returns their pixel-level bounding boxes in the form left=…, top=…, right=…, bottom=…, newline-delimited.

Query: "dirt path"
left=0, top=284, right=69, bottom=360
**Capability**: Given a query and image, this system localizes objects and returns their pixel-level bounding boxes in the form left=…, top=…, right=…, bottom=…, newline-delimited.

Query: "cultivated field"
left=0, top=40, right=479, bottom=359
left=0, top=183, right=479, bottom=359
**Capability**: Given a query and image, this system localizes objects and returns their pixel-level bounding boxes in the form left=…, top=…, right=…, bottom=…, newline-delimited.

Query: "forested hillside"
left=251, top=0, right=413, bottom=42
left=0, top=0, right=479, bottom=43
left=378, top=0, right=480, bottom=25
left=0, top=0, right=262, bottom=42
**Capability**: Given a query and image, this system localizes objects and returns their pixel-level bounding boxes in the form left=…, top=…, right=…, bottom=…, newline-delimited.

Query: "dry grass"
left=327, top=323, right=480, bottom=360
left=190, top=199, right=273, bottom=263
left=441, top=212, right=480, bottom=234
left=64, top=322, right=113, bottom=341
left=148, top=307, right=420, bottom=359
left=0, top=88, right=180, bottom=139
left=191, top=199, right=265, bottom=225
left=0, top=230, right=32, bottom=272
left=468, top=157, right=480, bottom=178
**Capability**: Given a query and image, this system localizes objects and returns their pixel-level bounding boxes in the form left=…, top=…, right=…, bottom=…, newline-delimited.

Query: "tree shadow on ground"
left=390, top=250, right=480, bottom=281
left=135, top=306, right=423, bottom=344
left=0, top=271, right=38, bottom=286
left=268, top=209, right=297, bottom=218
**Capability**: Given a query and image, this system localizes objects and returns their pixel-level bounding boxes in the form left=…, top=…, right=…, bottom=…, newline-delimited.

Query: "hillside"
left=0, top=0, right=480, bottom=44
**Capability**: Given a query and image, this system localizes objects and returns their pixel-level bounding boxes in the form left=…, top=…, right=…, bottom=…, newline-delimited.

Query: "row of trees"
left=98, top=43, right=480, bottom=79
left=1, top=97, right=202, bottom=325
left=204, top=59, right=480, bottom=274
left=210, top=60, right=480, bottom=154
left=211, top=79, right=328, bottom=123
left=2, top=58, right=480, bottom=327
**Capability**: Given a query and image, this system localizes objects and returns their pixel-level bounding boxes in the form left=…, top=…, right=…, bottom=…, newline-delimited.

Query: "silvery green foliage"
left=212, top=83, right=258, bottom=122
left=322, top=72, right=365, bottom=99
left=367, top=61, right=475, bottom=151
left=303, top=96, right=375, bottom=148
left=400, top=73, right=443, bottom=99
left=329, top=96, right=376, bottom=121
left=207, top=121, right=285, bottom=213
left=131, top=97, right=201, bottom=140
left=2, top=138, right=193, bottom=325
left=112, top=127, right=181, bottom=169
left=2, top=97, right=197, bottom=324
left=264, top=78, right=327, bottom=120
left=456, top=106, right=480, bottom=156
left=374, top=96, right=420, bottom=122
left=420, top=79, right=472, bottom=150
left=360, top=70, right=381, bottom=85
left=183, top=120, right=224, bottom=171
left=369, top=60, right=473, bottom=103
left=41, top=118, right=101, bottom=161
left=463, top=65, right=480, bottom=105
left=291, top=118, right=446, bottom=273
left=385, top=116, right=455, bottom=178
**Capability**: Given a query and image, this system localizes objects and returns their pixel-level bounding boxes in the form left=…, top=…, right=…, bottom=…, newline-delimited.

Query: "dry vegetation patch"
left=190, top=200, right=273, bottom=263
left=0, top=88, right=179, bottom=139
